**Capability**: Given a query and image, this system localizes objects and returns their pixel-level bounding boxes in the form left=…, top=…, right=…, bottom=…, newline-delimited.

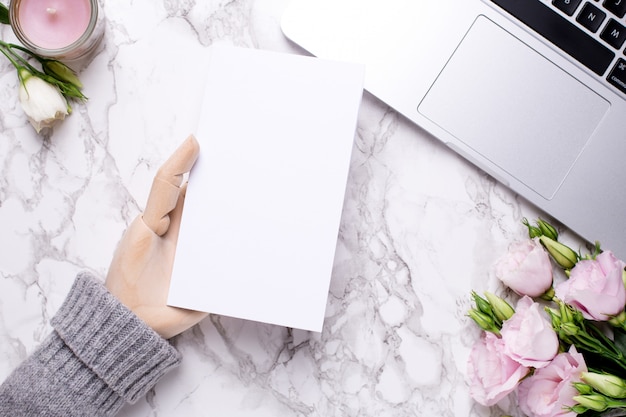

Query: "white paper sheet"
left=167, top=45, right=364, bottom=332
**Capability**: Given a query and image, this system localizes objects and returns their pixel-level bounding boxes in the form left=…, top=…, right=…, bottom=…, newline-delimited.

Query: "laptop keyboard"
left=490, top=0, right=626, bottom=96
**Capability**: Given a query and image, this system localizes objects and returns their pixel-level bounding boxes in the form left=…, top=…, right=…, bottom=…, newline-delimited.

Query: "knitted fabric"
left=0, top=272, right=181, bottom=416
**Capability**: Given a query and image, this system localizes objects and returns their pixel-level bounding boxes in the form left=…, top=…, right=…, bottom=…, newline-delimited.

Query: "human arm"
left=0, top=273, right=181, bottom=417
left=0, top=136, right=207, bottom=416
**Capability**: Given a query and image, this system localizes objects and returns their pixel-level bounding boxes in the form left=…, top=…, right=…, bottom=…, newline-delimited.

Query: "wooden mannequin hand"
left=106, top=135, right=207, bottom=339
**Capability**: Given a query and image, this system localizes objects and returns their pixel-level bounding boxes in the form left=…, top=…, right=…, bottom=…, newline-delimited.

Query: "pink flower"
left=501, top=296, right=559, bottom=368
left=518, top=346, right=587, bottom=417
left=467, top=332, right=530, bottom=406
left=555, top=251, right=626, bottom=321
left=495, top=239, right=553, bottom=297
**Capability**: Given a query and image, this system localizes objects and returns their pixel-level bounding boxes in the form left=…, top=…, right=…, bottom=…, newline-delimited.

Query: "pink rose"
left=555, top=251, right=626, bottom=321
left=495, top=239, right=553, bottom=297
left=501, top=296, right=559, bottom=368
left=517, top=345, right=587, bottom=417
left=467, top=332, right=530, bottom=406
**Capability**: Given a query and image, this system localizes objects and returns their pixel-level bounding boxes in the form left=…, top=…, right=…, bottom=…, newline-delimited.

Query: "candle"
left=10, top=0, right=104, bottom=67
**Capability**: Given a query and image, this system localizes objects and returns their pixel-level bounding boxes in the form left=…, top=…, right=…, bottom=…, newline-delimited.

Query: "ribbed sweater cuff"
left=51, top=272, right=181, bottom=404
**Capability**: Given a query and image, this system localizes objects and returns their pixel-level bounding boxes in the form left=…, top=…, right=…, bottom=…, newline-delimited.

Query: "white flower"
left=18, top=69, right=69, bottom=133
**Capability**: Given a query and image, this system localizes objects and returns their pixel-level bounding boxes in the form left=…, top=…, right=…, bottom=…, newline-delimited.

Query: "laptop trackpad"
left=418, top=16, right=609, bottom=199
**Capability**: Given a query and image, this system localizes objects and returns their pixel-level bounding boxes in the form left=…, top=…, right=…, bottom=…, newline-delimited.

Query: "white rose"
left=18, top=69, right=69, bottom=133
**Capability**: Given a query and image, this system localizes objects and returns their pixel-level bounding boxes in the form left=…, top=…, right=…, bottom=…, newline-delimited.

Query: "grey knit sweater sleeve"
left=0, top=272, right=182, bottom=417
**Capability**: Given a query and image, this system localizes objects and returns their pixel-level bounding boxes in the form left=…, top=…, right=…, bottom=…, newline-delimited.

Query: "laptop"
left=281, top=0, right=626, bottom=257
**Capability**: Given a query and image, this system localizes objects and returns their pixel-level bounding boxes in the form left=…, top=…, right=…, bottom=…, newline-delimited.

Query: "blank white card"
left=167, top=45, right=364, bottom=332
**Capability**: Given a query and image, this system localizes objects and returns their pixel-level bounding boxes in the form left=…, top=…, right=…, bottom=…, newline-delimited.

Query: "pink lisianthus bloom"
left=467, top=332, right=530, bottom=406
left=555, top=251, right=626, bottom=321
left=501, top=296, right=559, bottom=368
left=495, top=239, right=553, bottom=297
left=517, top=345, right=587, bottom=417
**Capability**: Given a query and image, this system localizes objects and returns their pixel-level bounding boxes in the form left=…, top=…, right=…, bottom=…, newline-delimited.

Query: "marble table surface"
left=0, top=0, right=588, bottom=416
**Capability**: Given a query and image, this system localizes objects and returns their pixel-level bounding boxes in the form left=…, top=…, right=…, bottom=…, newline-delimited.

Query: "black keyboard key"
left=607, top=58, right=626, bottom=93
left=601, top=19, right=626, bottom=49
left=490, top=0, right=615, bottom=75
left=577, top=2, right=607, bottom=32
left=603, top=0, right=626, bottom=18
left=553, top=0, right=583, bottom=16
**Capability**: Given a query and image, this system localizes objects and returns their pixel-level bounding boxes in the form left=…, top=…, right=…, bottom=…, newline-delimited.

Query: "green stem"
left=7, top=42, right=38, bottom=58
left=573, top=323, right=626, bottom=373
left=6, top=42, right=51, bottom=69
left=0, top=42, right=20, bottom=69
left=0, top=40, right=86, bottom=100
left=0, top=40, right=39, bottom=74
left=589, top=322, right=626, bottom=360
left=605, top=399, right=626, bottom=410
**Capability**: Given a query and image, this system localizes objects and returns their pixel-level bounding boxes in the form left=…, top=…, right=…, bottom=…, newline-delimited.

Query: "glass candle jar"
left=10, top=0, right=105, bottom=69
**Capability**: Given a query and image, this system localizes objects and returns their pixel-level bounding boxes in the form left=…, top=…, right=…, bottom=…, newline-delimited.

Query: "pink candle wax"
left=16, top=0, right=91, bottom=50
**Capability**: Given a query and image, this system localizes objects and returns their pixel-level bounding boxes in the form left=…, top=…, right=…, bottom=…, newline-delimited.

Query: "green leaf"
left=0, top=3, right=9, bottom=25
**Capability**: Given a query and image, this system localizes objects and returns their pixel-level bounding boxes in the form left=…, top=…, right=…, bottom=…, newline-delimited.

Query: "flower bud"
left=18, top=68, right=69, bottom=133
left=573, top=382, right=594, bottom=395
left=545, top=307, right=562, bottom=328
left=536, top=219, right=559, bottom=241
left=573, top=394, right=609, bottom=412
left=570, top=404, right=588, bottom=414
left=561, top=322, right=580, bottom=337
left=471, top=291, right=493, bottom=315
left=539, top=235, right=579, bottom=270
left=42, top=60, right=83, bottom=88
left=523, top=218, right=542, bottom=238
left=484, top=292, right=515, bottom=322
left=468, top=310, right=500, bottom=335
left=558, top=299, right=576, bottom=324
left=582, top=372, right=626, bottom=398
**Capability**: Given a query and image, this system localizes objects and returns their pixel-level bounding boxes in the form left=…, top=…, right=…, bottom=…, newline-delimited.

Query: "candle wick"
left=46, top=7, right=57, bottom=15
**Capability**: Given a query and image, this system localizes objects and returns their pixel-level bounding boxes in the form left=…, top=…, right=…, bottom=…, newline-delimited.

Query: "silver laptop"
left=281, top=0, right=626, bottom=257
